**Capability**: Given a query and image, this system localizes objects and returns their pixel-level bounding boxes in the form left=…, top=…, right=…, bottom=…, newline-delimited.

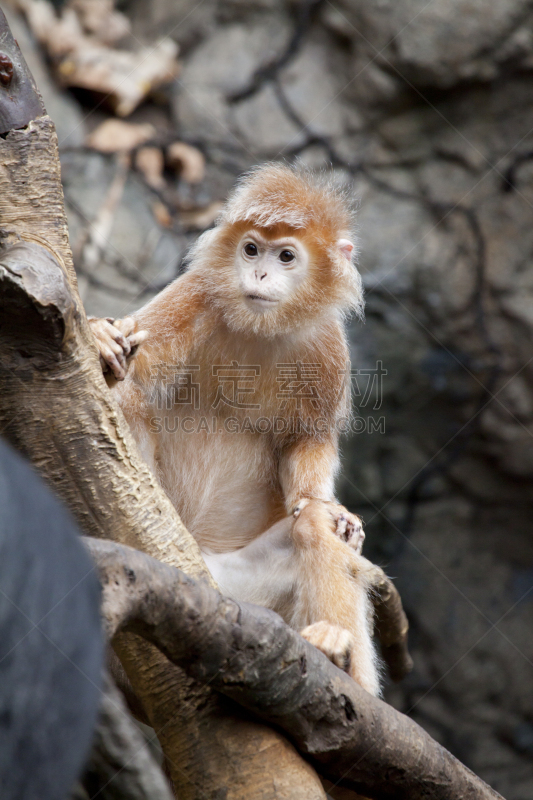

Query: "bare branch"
left=85, top=536, right=505, bottom=800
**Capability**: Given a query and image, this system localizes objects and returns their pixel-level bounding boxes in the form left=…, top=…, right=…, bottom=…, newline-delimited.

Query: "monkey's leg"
left=203, top=505, right=380, bottom=696
left=202, top=517, right=297, bottom=617
left=289, top=500, right=380, bottom=695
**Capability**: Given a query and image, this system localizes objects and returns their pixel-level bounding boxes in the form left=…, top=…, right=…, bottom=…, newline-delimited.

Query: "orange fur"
left=99, top=163, right=380, bottom=694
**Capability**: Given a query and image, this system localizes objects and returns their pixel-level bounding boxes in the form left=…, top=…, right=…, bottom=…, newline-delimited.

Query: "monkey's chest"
left=156, top=424, right=283, bottom=552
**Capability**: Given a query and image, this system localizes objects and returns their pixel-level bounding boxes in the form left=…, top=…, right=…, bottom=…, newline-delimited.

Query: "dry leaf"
left=57, top=39, right=179, bottom=117
left=86, top=119, right=156, bottom=153
left=14, top=0, right=180, bottom=116
left=166, top=142, right=205, bottom=184
left=135, top=146, right=165, bottom=190
left=70, top=0, right=130, bottom=45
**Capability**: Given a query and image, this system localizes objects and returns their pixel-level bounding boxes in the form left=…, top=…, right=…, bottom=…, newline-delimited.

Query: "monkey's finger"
left=345, top=516, right=356, bottom=537
left=300, top=622, right=355, bottom=675
left=114, top=316, right=135, bottom=338
left=94, top=320, right=131, bottom=356
left=103, top=323, right=132, bottom=357
left=114, top=331, right=132, bottom=357
left=106, top=336, right=127, bottom=356
left=99, top=345, right=127, bottom=380
left=336, top=514, right=348, bottom=539
left=348, top=524, right=365, bottom=555
left=353, top=530, right=365, bottom=555
left=105, top=338, right=129, bottom=373
left=127, top=329, right=149, bottom=350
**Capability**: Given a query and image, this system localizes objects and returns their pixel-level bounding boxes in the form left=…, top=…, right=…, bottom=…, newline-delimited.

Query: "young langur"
left=90, top=164, right=381, bottom=695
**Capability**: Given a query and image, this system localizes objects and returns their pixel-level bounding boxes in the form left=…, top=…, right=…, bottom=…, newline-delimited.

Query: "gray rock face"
left=36, top=0, right=533, bottom=796
left=332, top=0, right=533, bottom=90
left=61, top=150, right=186, bottom=319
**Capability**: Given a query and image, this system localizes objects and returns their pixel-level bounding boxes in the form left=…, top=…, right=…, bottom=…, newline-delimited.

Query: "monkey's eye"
left=279, top=250, right=295, bottom=263
left=244, top=243, right=258, bottom=257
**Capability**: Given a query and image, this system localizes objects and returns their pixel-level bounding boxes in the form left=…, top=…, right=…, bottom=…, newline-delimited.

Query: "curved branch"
left=85, top=536, right=505, bottom=800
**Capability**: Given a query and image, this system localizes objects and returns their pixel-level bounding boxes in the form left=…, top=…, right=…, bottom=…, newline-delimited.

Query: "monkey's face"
left=235, top=230, right=309, bottom=313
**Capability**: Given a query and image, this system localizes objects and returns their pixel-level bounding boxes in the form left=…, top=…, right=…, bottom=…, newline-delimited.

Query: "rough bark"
left=85, top=536, right=506, bottom=800
left=0, top=12, right=328, bottom=796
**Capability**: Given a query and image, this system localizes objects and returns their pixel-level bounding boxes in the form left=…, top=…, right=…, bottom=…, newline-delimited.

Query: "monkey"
left=89, top=163, right=381, bottom=696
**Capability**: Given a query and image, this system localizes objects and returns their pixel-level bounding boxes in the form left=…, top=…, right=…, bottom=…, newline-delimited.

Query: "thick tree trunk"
left=86, top=536, right=505, bottom=800
left=0, top=10, right=327, bottom=797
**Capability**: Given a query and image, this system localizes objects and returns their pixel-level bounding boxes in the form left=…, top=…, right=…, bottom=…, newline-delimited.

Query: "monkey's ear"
left=337, top=239, right=354, bottom=261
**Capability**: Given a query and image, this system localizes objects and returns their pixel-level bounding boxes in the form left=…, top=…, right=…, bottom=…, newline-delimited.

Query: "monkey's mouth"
left=245, top=294, right=279, bottom=306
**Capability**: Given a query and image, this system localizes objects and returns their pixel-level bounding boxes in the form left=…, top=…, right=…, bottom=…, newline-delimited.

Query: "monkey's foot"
left=293, top=499, right=365, bottom=554
left=332, top=503, right=365, bottom=554
left=300, top=621, right=356, bottom=675
left=88, top=316, right=148, bottom=380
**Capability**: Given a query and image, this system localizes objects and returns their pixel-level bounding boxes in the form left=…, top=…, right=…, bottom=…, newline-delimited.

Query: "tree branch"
left=85, top=536, right=505, bottom=800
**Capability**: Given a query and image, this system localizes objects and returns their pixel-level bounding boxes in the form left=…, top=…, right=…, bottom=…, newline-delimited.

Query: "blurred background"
left=4, top=0, right=533, bottom=796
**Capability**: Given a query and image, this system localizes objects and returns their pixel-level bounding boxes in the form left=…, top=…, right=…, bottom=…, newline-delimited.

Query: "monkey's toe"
left=300, top=621, right=356, bottom=675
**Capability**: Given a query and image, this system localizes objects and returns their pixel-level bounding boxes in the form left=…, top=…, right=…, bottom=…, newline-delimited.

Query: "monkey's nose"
left=255, top=270, right=267, bottom=281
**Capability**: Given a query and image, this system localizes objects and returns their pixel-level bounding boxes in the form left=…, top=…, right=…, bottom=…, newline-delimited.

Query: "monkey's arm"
left=279, top=436, right=338, bottom=511
left=279, top=436, right=363, bottom=547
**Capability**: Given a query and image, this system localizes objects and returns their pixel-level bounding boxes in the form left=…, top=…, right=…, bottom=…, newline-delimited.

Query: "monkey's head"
left=189, top=163, right=363, bottom=336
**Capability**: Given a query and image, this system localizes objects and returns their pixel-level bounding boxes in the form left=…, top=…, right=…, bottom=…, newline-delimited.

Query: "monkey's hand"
left=88, top=316, right=148, bottom=381
left=293, top=498, right=365, bottom=554
left=300, top=621, right=357, bottom=675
